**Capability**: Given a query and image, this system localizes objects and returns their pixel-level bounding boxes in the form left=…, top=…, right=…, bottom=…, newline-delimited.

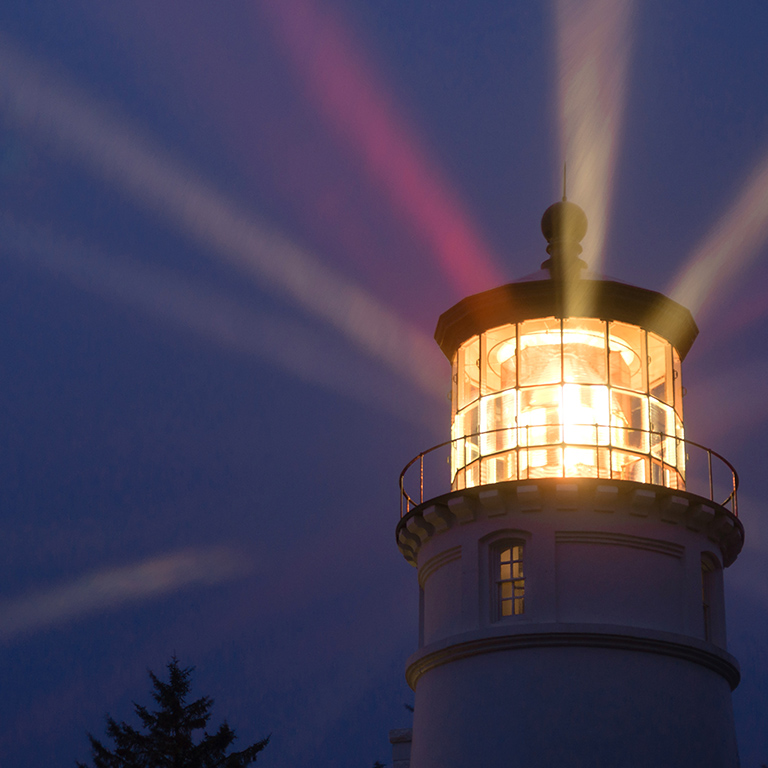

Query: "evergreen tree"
left=77, top=657, right=269, bottom=768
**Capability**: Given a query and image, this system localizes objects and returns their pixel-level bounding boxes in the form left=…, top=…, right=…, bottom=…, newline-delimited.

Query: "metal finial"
left=562, top=163, right=567, bottom=202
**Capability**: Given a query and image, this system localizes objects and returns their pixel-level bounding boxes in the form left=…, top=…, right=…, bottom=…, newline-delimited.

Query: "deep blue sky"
left=0, top=1, right=767, bottom=766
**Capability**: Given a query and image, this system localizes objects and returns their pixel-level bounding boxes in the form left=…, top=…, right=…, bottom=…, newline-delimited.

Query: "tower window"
left=495, top=543, right=525, bottom=618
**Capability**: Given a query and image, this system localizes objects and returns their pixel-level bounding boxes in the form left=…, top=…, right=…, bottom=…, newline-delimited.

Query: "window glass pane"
left=525, top=446, right=564, bottom=478
left=483, top=324, right=516, bottom=394
left=481, top=452, right=517, bottom=484
left=611, top=451, right=649, bottom=482
left=518, top=385, right=562, bottom=446
left=461, top=404, right=479, bottom=465
left=562, top=384, right=610, bottom=445
left=675, top=415, right=686, bottom=481
left=518, top=317, right=561, bottom=386
left=451, top=352, right=458, bottom=417
left=480, top=391, right=517, bottom=455
left=610, top=390, right=649, bottom=452
left=451, top=416, right=465, bottom=469
left=457, top=336, right=480, bottom=409
left=609, top=322, right=646, bottom=392
left=673, top=350, right=683, bottom=418
left=648, top=332, right=673, bottom=404
left=465, top=461, right=480, bottom=489
left=650, top=400, right=675, bottom=462
left=563, top=318, right=607, bottom=384
left=496, top=542, right=525, bottom=620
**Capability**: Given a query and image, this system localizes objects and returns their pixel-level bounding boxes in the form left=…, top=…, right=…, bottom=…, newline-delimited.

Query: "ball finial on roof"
left=541, top=199, right=588, bottom=246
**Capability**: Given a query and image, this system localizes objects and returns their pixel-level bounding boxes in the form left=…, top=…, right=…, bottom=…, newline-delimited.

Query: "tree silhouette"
left=77, top=657, right=269, bottom=768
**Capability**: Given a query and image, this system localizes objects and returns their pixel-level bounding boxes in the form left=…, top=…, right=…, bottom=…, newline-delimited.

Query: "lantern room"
left=435, top=200, right=698, bottom=495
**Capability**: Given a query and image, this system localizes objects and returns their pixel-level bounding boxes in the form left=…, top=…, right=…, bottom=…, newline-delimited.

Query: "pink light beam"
left=257, top=0, right=503, bottom=296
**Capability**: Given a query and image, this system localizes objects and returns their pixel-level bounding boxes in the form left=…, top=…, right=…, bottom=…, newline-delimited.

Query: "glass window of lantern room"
left=482, top=324, right=516, bottom=395
left=648, top=332, right=673, bottom=405
left=610, top=390, right=650, bottom=453
left=608, top=322, right=646, bottom=393
left=457, top=336, right=480, bottom=410
left=562, top=318, right=607, bottom=384
left=494, top=542, right=525, bottom=619
left=673, top=350, right=683, bottom=418
left=518, top=317, right=562, bottom=387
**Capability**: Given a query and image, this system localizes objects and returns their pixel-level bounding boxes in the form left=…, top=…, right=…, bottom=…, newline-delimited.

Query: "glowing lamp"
left=437, top=200, right=694, bottom=493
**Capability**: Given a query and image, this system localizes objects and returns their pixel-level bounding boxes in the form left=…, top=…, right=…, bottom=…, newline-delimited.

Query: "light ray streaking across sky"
left=670, top=147, right=768, bottom=318
left=554, top=0, right=634, bottom=274
left=0, top=547, right=250, bottom=642
left=0, top=33, right=445, bottom=401
left=257, top=0, right=502, bottom=295
left=0, top=217, right=443, bottom=427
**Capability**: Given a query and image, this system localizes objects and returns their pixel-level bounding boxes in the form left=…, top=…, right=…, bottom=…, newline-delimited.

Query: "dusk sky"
left=1, top=1, right=767, bottom=765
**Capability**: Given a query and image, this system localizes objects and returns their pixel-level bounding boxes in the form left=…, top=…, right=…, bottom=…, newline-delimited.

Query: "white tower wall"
left=397, top=478, right=742, bottom=768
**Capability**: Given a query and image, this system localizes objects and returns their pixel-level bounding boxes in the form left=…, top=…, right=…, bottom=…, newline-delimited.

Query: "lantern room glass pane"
left=610, top=390, right=650, bottom=452
left=465, top=460, right=480, bottom=489
left=451, top=352, right=458, bottom=417
left=457, top=336, right=480, bottom=410
left=460, top=403, right=479, bottom=466
left=482, top=451, right=518, bottom=484
left=518, top=317, right=561, bottom=386
left=562, top=384, right=610, bottom=445
left=611, top=450, right=650, bottom=482
left=518, top=385, right=562, bottom=446
left=562, top=318, right=607, bottom=384
left=451, top=417, right=465, bottom=471
left=482, top=324, right=516, bottom=394
left=648, top=332, right=673, bottom=405
left=650, top=400, right=676, bottom=462
left=523, top=446, right=564, bottom=478
left=564, top=446, right=610, bottom=478
left=673, top=350, right=683, bottom=417
left=609, top=321, right=646, bottom=393
left=675, top=415, right=686, bottom=480
left=480, top=390, right=517, bottom=455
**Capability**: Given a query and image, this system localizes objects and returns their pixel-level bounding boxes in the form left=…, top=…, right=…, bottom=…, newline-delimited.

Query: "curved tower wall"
left=397, top=479, right=742, bottom=768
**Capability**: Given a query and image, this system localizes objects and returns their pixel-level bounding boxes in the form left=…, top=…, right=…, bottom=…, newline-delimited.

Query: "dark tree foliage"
left=77, top=658, right=269, bottom=768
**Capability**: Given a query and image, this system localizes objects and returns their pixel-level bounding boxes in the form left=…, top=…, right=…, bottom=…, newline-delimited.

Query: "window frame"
left=492, top=540, right=525, bottom=620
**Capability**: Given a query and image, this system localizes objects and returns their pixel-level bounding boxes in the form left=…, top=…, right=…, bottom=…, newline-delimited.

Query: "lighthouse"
left=395, top=200, right=744, bottom=767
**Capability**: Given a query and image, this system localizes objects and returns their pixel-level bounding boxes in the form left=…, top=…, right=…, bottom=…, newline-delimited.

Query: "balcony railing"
left=399, top=425, right=738, bottom=519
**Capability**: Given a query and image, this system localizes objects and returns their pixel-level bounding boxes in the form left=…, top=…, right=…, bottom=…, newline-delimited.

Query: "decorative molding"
left=396, top=478, right=743, bottom=568
left=555, top=530, right=683, bottom=558
left=418, top=545, right=462, bottom=588
left=406, top=626, right=741, bottom=691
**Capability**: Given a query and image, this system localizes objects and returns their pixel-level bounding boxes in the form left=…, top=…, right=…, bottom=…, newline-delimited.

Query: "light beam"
left=0, top=547, right=250, bottom=642
left=670, top=148, right=768, bottom=318
left=257, top=0, right=502, bottom=294
left=554, top=0, right=634, bottom=274
left=0, top=217, right=443, bottom=425
left=0, top=33, right=445, bottom=401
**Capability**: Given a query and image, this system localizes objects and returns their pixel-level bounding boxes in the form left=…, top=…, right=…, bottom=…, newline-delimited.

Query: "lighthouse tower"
left=396, top=201, right=744, bottom=767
